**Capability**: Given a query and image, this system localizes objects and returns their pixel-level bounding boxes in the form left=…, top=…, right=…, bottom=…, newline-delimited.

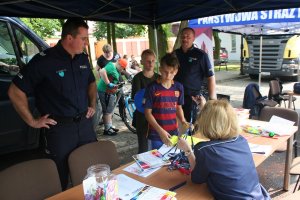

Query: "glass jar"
left=83, top=164, right=118, bottom=200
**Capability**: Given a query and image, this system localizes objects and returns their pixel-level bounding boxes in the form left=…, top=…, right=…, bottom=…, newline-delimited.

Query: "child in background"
left=178, top=100, right=271, bottom=200
left=97, top=59, right=127, bottom=136
left=131, top=49, right=159, bottom=153
left=144, top=53, right=189, bottom=150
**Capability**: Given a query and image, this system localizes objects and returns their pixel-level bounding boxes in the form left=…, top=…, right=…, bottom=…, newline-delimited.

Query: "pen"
left=168, top=181, right=187, bottom=191
left=251, top=151, right=266, bottom=154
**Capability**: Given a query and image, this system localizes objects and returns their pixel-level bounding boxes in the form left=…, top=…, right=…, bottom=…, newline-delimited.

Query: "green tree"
left=213, top=31, right=221, bottom=64
left=20, top=18, right=61, bottom=39
left=148, top=25, right=168, bottom=66
left=173, top=21, right=188, bottom=51
left=93, top=22, right=146, bottom=40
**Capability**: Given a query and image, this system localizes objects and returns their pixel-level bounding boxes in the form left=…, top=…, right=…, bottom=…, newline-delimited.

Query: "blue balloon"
left=134, top=89, right=145, bottom=113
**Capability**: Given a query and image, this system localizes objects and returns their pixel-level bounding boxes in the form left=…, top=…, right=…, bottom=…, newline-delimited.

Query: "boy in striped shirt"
left=144, top=53, right=188, bottom=150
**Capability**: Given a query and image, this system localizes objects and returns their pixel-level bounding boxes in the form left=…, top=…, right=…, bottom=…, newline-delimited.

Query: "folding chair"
left=68, top=140, right=120, bottom=186
left=268, top=79, right=296, bottom=110
left=0, top=159, right=61, bottom=200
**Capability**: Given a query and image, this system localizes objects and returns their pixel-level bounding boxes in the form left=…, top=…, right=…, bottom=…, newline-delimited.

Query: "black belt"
left=50, top=111, right=87, bottom=124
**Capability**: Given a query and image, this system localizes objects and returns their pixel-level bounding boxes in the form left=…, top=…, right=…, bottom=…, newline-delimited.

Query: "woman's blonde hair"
left=197, top=100, right=239, bottom=140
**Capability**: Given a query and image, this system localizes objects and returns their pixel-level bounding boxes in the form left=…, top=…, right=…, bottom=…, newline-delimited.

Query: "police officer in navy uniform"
left=174, top=27, right=217, bottom=123
left=8, top=18, right=97, bottom=190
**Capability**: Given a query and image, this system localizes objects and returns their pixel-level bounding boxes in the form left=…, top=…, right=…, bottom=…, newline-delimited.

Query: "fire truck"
left=242, top=34, right=300, bottom=81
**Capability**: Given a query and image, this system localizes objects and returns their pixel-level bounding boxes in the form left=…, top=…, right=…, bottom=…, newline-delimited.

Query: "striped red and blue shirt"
left=144, top=80, right=184, bottom=141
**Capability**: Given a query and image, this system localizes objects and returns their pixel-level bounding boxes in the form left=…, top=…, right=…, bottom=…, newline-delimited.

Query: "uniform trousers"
left=44, top=117, right=96, bottom=190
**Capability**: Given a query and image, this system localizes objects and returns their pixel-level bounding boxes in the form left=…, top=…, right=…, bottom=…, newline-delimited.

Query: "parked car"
left=213, top=47, right=229, bottom=65
left=0, top=17, right=100, bottom=155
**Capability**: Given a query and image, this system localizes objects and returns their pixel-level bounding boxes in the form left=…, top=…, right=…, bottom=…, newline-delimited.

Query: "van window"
left=14, top=26, right=40, bottom=65
left=0, top=21, right=18, bottom=75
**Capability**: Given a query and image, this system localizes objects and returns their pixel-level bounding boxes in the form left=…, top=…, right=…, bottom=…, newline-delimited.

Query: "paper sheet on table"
left=158, top=144, right=181, bottom=160
left=117, top=174, right=176, bottom=200
left=132, top=149, right=170, bottom=171
left=122, top=162, right=161, bottom=177
left=265, top=115, right=295, bottom=136
left=248, top=143, right=272, bottom=156
left=117, top=174, right=146, bottom=200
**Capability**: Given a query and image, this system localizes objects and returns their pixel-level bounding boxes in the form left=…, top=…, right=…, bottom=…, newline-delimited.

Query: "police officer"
left=174, top=27, right=217, bottom=123
left=8, top=18, right=97, bottom=190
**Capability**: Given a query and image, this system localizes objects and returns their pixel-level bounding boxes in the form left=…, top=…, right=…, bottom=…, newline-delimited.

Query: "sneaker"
left=111, top=126, right=119, bottom=132
left=103, top=127, right=118, bottom=136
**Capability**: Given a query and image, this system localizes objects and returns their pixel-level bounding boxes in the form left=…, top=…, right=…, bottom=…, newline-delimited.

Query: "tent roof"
left=1, top=0, right=300, bottom=25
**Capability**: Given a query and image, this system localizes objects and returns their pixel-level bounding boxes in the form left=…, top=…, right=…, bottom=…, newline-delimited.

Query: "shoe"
left=103, top=127, right=118, bottom=136
left=111, top=126, right=119, bottom=132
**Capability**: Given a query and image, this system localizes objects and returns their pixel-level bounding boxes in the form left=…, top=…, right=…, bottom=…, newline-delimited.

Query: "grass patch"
left=215, top=62, right=241, bottom=71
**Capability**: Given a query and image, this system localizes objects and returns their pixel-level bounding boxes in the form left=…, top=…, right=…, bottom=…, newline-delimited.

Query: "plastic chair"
left=0, top=159, right=62, bottom=200
left=68, top=140, right=120, bottom=186
left=259, top=106, right=299, bottom=153
left=268, top=79, right=296, bottom=110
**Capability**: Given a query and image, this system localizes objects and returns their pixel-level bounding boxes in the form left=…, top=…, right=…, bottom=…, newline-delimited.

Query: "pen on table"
left=169, top=181, right=187, bottom=191
left=251, top=151, right=266, bottom=154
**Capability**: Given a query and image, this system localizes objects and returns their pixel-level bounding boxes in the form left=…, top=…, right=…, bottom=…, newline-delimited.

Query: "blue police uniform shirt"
left=174, top=45, right=214, bottom=95
left=13, top=41, right=95, bottom=117
left=192, top=135, right=270, bottom=200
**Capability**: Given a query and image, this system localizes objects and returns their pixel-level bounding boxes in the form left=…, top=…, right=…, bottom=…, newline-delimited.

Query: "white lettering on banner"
left=251, top=12, right=258, bottom=20
left=289, top=8, right=296, bottom=18
left=242, top=12, right=253, bottom=21
left=225, top=14, right=235, bottom=23
left=269, top=10, right=273, bottom=19
left=274, top=9, right=281, bottom=19
left=260, top=11, right=267, bottom=20
left=191, top=8, right=300, bottom=27
left=235, top=13, right=241, bottom=22
left=220, top=15, right=224, bottom=23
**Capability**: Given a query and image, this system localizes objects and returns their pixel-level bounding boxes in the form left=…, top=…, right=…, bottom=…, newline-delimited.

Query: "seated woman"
left=178, top=99, right=271, bottom=200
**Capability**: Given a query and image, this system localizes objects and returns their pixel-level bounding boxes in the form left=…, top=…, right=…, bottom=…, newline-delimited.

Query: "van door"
left=0, top=19, right=40, bottom=154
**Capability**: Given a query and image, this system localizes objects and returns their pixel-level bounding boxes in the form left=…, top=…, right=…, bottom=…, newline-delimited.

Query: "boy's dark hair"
left=61, top=18, right=89, bottom=39
left=181, top=27, right=195, bottom=36
left=160, top=53, right=179, bottom=69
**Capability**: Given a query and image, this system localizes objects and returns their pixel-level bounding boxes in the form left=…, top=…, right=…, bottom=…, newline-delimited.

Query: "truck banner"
left=189, top=8, right=300, bottom=28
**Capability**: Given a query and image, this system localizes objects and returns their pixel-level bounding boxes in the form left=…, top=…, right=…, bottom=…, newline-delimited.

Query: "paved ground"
left=95, top=69, right=300, bottom=199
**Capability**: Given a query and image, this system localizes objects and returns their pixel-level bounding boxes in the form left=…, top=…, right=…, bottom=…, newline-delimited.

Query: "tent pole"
left=258, top=29, right=262, bottom=87
left=240, top=34, right=244, bottom=75
left=153, top=24, right=159, bottom=72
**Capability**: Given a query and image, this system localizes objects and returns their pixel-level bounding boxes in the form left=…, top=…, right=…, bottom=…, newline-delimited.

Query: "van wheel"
left=249, top=74, right=258, bottom=79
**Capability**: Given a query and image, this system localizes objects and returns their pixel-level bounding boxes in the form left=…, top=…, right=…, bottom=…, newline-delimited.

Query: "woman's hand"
left=177, top=138, right=192, bottom=152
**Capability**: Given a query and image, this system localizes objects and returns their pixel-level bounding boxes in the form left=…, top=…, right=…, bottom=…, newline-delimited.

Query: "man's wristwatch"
left=184, top=150, right=192, bottom=157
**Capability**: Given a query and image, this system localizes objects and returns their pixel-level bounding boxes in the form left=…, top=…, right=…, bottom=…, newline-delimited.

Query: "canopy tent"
left=1, top=1, right=300, bottom=84
left=0, top=0, right=300, bottom=25
left=189, top=8, right=300, bottom=86
left=189, top=8, right=300, bottom=35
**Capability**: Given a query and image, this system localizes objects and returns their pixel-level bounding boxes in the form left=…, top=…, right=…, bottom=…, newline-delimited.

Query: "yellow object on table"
left=170, top=135, right=208, bottom=146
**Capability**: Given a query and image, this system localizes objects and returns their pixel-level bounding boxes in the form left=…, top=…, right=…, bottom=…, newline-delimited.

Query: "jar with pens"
left=83, top=164, right=118, bottom=200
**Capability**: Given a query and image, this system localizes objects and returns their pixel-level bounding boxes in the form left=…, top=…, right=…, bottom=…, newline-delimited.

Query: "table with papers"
left=46, top=119, right=298, bottom=200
